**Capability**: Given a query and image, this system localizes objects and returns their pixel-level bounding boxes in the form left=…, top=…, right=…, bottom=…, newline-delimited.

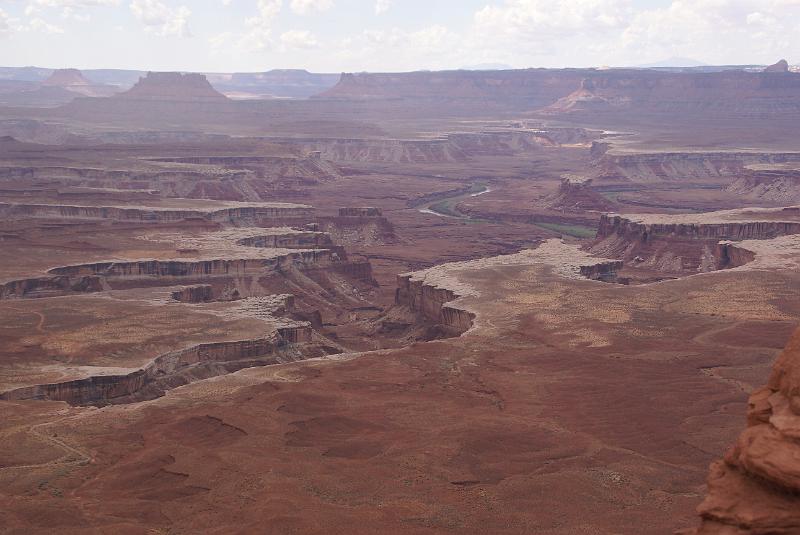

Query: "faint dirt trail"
left=1, top=411, right=93, bottom=472
left=5, top=307, right=46, bottom=333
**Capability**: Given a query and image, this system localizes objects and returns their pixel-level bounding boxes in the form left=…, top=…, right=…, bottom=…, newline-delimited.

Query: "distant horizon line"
left=0, top=62, right=788, bottom=76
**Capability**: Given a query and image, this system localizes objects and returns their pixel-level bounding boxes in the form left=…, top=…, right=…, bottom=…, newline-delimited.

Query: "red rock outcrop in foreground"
left=689, top=327, right=800, bottom=534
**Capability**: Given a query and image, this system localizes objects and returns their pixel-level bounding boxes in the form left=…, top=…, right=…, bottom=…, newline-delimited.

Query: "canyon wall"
left=0, top=202, right=315, bottom=225
left=596, top=214, right=800, bottom=242
left=395, top=274, right=475, bottom=336
left=0, top=328, right=319, bottom=406
left=0, top=250, right=362, bottom=299
left=237, top=231, right=334, bottom=249
left=591, top=213, right=800, bottom=274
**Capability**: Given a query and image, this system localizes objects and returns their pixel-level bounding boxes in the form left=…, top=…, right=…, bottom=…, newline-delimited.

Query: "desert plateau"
left=2, top=2, right=800, bottom=533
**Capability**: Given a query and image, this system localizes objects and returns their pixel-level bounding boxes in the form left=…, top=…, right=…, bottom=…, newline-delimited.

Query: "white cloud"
left=375, top=0, right=391, bottom=14
left=27, top=16, right=64, bottom=33
left=29, top=0, right=119, bottom=7
left=617, top=0, right=800, bottom=65
left=25, top=0, right=118, bottom=22
left=289, top=0, right=333, bottom=15
left=280, top=28, right=318, bottom=49
left=237, top=0, right=282, bottom=51
left=0, top=9, right=12, bottom=37
left=129, top=0, right=191, bottom=37
left=208, top=31, right=230, bottom=48
left=335, top=24, right=462, bottom=71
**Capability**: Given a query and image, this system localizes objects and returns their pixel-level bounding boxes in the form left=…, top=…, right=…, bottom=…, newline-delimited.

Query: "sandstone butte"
left=686, top=327, right=800, bottom=534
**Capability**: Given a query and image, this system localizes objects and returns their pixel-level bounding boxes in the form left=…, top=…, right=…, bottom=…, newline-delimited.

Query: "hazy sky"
left=0, top=0, right=797, bottom=72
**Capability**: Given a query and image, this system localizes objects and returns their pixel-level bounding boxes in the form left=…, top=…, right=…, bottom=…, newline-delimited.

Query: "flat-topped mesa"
left=319, top=70, right=584, bottom=106
left=591, top=209, right=800, bottom=274
left=42, top=68, right=90, bottom=88
left=686, top=327, right=800, bottom=534
left=119, top=72, right=228, bottom=101
left=764, top=59, right=790, bottom=73
left=0, top=202, right=314, bottom=226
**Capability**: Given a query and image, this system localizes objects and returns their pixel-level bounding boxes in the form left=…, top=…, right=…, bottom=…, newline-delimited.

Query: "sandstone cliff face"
left=689, top=327, right=800, bottom=534
left=237, top=231, right=334, bottom=249
left=591, top=214, right=800, bottom=274
left=171, top=284, right=216, bottom=303
left=0, top=328, right=319, bottom=406
left=0, top=249, right=364, bottom=299
left=597, top=214, right=800, bottom=242
left=394, top=274, right=475, bottom=336
left=0, top=202, right=314, bottom=225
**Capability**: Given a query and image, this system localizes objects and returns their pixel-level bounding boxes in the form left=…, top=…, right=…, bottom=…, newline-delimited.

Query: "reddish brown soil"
left=1, top=67, right=799, bottom=534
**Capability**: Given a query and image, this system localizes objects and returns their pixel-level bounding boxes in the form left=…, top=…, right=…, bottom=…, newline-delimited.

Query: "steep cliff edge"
left=686, top=327, right=800, bottom=534
left=0, top=327, right=326, bottom=406
left=591, top=210, right=800, bottom=275
left=394, top=273, right=475, bottom=338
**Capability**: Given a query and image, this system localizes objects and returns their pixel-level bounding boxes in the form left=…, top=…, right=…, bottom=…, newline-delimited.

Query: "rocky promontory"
left=687, top=327, right=800, bottom=534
